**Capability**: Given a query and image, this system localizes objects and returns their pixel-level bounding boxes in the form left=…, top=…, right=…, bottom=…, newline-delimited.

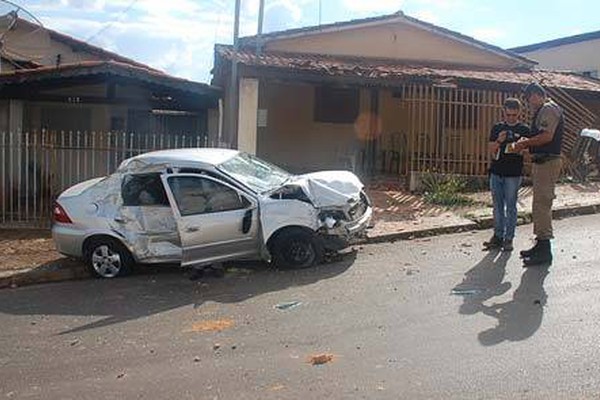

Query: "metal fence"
left=370, top=84, right=597, bottom=179
left=1, top=130, right=217, bottom=228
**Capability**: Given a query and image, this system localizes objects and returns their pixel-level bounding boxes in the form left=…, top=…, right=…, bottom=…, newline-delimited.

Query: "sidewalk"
left=366, top=181, right=600, bottom=242
left=1, top=182, right=599, bottom=288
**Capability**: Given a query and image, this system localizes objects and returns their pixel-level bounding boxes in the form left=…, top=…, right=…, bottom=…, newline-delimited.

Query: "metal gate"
left=0, top=130, right=209, bottom=228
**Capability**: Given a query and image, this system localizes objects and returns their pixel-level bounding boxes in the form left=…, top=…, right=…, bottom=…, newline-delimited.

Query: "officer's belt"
left=531, top=154, right=561, bottom=164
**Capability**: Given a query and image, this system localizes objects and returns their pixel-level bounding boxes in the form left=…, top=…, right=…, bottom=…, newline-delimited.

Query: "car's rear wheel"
left=84, top=238, right=133, bottom=278
left=270, top=228, right=324, bottom=269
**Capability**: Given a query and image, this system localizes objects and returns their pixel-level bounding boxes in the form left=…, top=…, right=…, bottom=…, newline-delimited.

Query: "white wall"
left=518, top=38, right=600, bottom=77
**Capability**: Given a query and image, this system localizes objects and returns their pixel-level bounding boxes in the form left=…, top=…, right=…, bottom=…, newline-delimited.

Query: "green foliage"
left=421, top=172, right=474, bottom=207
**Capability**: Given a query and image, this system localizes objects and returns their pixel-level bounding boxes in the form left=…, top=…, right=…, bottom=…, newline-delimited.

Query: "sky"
left=7, top=0, right=600, bottom=84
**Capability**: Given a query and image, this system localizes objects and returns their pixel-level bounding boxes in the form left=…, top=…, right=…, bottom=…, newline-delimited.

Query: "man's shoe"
left=502, top=240, right=513, bottom=252
left=483, top=235, right=503, bottom=250
left=522, top=240, right=552, bottom=267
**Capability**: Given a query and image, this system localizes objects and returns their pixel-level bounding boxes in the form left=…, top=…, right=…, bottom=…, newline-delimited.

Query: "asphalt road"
left=1, top=214, right=600, bottom=399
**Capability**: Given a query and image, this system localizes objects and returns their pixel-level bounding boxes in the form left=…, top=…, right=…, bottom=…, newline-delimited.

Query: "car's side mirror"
left=241, top=195, right=251, bottom=208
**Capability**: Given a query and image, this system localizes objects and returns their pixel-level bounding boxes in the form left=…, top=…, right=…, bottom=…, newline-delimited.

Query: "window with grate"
left=314, top=86, right=360, bottom=124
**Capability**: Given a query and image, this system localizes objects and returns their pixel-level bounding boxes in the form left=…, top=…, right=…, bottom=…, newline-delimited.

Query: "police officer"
left=513, top=82, right=564, bottom=267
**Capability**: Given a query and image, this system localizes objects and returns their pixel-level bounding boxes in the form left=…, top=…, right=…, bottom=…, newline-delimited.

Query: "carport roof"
left=0, top=60, right=221, bottom=98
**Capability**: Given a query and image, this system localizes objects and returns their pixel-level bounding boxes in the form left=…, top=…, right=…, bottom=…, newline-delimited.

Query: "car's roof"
left=118, top=148, right=240, bottom=171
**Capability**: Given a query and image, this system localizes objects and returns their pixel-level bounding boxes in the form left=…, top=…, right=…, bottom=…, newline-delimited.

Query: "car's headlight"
left=319, top=210, right=347, bottom=228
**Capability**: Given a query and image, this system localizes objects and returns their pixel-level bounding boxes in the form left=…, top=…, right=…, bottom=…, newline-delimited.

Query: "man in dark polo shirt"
left=483, top=98, right=530, bottom=252
left=514, top=82, right=564, bottom=267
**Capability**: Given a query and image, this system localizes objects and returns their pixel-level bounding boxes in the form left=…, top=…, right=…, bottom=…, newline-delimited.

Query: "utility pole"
left=319, top=0, right=322, bottom=25
left=227, top=0, right=241, bottom=148
left=256, top=0, right=265, bottom=55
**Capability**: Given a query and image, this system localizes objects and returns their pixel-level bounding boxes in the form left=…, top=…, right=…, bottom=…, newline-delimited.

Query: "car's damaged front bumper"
left=318, top=191, right=373, bottom=251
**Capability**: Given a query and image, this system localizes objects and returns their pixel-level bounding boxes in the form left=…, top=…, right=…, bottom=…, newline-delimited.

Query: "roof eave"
left=0, top=61, right=221, bottom=98
left=511, top=30, right=600, bottom=54
left=240, top=11, right=537, bottom=68
left=16, top=17, right=162, bottom=73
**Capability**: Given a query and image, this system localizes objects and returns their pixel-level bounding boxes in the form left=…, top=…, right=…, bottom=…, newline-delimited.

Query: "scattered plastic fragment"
left=451, top=288, right=485, bottom=296
left=226, top=267, right=253, bottom=275
left=274, top=301, right=302, bottom=310
left=308, top=353, right=335, bottom=365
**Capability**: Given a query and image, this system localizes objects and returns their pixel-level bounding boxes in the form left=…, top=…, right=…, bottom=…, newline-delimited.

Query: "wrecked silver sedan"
left=52, top=148, right=372, bottom=278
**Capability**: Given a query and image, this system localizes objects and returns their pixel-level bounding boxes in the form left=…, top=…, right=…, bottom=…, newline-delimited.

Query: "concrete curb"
left=364, top=203, right=600, bottom=245
left=0, top=259, right=90, bottom=289
left=364, top=222, right=478, bottom=244
left=2, top=203, right=600, bottom=289
left=472, top=204, right=600, bottom=230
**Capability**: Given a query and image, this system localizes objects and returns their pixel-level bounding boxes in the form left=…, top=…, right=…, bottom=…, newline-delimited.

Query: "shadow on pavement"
left=454, top=250, right=512, bottom=316
left=478, top=266, right=549, bottom=346
left=0, top=251, right=357, bottom=335
left=571, top=182, right=600, bottom=193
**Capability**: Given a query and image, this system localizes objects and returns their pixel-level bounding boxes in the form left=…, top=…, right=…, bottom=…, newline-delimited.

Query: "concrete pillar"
left=237, top=78, right=259, bottom=154
left=207, top=107, right=220, bottom=146
left=8, top=100, right=23, bottom=133
left=0, top=100, right=9, bottom=132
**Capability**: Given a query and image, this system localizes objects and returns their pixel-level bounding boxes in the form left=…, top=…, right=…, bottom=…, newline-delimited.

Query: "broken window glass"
left=122, top=173, right=169, bottom=206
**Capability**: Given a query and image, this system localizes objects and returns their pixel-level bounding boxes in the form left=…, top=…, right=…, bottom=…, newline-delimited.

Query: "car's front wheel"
left=84, top=238, right=133, bottom=278
left=270, top=228, right=324, bottom=269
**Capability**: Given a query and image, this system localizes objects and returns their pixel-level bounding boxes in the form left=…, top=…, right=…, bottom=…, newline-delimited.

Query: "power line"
left=84, top=0, right=138, bottom=43
left=0, top=0, right=44, bottom=26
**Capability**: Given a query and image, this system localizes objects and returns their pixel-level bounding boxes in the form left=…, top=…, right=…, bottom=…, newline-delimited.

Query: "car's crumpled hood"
left=291, top=171, right=363, bottom=208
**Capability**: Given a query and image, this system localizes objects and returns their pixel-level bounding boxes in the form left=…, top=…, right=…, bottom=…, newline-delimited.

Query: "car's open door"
left=161, top=173, right=261, bottom=267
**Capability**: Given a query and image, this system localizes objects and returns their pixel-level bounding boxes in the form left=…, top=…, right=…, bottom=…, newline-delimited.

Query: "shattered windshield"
left=218, top=152, right=292, bottom=193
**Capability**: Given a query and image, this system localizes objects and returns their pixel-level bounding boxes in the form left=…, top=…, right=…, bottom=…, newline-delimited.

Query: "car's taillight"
left=52, top=202, right=73, bottom=224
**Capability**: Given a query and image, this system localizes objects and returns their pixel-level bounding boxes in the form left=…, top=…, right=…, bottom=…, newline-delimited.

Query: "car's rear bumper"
left=52, top=224, right=85, bottom=258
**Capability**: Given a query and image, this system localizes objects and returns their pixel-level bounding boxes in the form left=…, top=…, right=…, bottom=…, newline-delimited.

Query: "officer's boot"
left=522, top=239, right=552, bottom=267
left=520, top=239, right=542, bottom=259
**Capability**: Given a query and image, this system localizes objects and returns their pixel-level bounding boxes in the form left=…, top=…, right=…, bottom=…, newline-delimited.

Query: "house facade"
left=0, top=14, right=222, bottom=227
left=213, top=11, right=600, bottom=181
left=0, top=15, right=221, bottom=139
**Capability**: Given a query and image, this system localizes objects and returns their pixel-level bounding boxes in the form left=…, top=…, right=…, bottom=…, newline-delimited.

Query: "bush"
left=421, top=172, right=474, bottom=207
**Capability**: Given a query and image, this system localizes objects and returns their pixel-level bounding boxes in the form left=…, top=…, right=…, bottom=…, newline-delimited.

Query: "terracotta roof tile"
left=217, top=45, right=600, bottom=93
